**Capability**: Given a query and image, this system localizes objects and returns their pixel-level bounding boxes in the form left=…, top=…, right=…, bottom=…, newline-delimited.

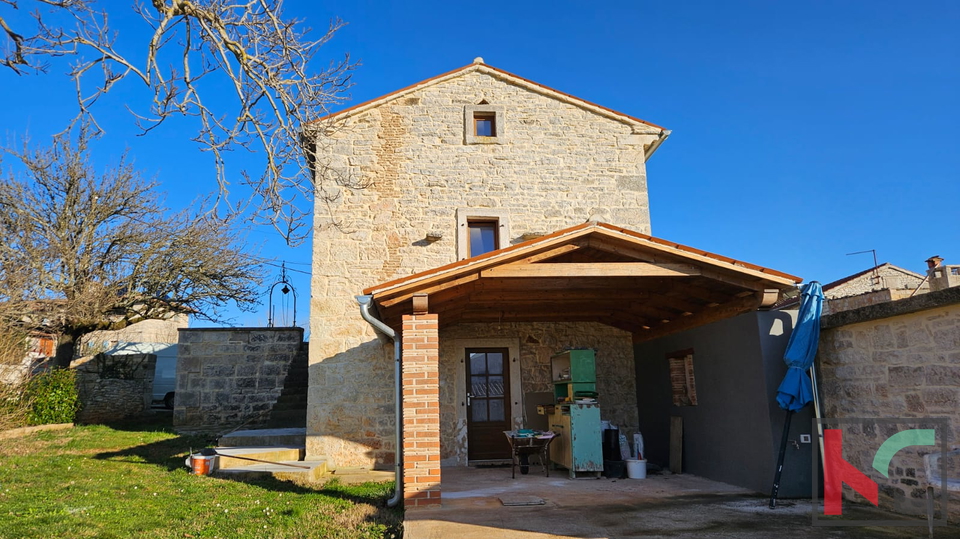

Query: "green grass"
left=0, top=418, right=402, bottom=538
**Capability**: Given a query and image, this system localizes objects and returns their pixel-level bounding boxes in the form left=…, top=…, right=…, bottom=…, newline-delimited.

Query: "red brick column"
left=401, top=314, right=441, bottom=507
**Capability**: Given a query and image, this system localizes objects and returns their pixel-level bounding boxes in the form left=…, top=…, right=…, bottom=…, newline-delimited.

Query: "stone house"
left=306, top=59, right=800, bottom=506
left=777, top=263, right=929, bottom=316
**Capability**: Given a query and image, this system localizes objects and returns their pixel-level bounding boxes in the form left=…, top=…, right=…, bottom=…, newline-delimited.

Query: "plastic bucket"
left=626, top=459, right=647, bottom=479
left=189, top=454, right=216, bottom=475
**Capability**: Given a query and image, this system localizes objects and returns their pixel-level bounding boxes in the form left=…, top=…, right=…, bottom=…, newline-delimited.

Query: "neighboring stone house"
left=777, top=263, right=929, bottom=316
left=80, top=312, right=188, bottom=353
left=306, top=59, right=800, bottom=506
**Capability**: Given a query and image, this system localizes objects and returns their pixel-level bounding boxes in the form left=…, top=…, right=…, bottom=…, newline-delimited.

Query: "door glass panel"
left=487, top=353, right=503, bottom=374
left=488, top=376, right=503, bottom=397
left=472, top=401, right=488, bottom=422
left=471, top=376, right=488, bottom=397
left=489, top=399, right=504, bottom=421
left=470, top=353, right=486, bottom=375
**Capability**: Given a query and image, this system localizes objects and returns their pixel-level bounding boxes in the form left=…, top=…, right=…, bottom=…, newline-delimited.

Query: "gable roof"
left=772, top=263, right=928, bottom=310
left=364, top=222, right=800, bottom=340
left=310, top=58, right=669, bottom=137
left=821, top=263, right=924, bottom=292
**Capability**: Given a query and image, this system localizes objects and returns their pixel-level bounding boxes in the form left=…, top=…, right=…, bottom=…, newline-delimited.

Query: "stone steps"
left=214, top=446, right=305, bottom=469
left=214, top=460, right=327, bottom=482
left=211, top=426, right=326, bottom=482
left=219, top=427, right=306, bottom=448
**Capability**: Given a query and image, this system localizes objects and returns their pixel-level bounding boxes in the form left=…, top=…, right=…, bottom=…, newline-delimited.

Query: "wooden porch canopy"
left=363, top=222, right=802, bottom=342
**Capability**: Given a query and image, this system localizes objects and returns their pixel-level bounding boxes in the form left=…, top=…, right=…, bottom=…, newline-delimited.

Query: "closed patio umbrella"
left=769, top=281, right=824, bottom=508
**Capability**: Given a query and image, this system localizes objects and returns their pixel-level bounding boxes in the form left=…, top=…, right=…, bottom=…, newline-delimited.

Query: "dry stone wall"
left=309, top=68, right=657, bottom=467
left=818, top=287, right=960, bottom=520
left=73, top=353, right=156, bottom=424
left=174, top=327, right=303, bottom=433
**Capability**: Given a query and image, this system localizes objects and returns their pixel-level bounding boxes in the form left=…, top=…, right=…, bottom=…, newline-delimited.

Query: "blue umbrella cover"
left=776, top=281, right=825, bottom=412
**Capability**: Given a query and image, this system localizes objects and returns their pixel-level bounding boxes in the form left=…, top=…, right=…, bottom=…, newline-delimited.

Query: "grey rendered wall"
left=634, top=310, right=812, bottom=497
left=756, top=310, right=814, bottom=499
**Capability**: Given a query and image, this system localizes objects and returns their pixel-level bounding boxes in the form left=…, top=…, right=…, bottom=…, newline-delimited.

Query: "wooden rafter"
left=632, top=293, right=764, bottom=343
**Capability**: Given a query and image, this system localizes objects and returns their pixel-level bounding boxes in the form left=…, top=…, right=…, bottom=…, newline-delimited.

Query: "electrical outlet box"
left=800, top=434, right=812, bottom=444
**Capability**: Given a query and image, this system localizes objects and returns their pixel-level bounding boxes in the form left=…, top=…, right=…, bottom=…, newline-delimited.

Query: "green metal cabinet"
left=549, top=403, right=603, bottom=478
left=551, top=349, right=597, bottom=403
left=549, top=349, right=602, bottom=478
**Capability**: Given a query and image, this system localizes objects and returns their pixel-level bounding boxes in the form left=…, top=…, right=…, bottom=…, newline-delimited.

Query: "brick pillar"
left=401, top=314, right=441, bottom=507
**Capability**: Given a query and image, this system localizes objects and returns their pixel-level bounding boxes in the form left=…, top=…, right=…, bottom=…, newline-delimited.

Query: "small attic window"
left=474, top=113, right=495, bottom=137
left=464, top=105, right=504, bottom=144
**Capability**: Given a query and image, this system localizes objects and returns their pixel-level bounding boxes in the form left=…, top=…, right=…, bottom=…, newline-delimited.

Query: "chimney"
left=927, top=256, right=960, bottom=292
left=926, top=256, right=944, bottom=270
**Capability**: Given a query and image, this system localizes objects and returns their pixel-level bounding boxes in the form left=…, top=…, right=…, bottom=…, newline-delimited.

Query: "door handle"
left=466, top=393, right=473, bottom=406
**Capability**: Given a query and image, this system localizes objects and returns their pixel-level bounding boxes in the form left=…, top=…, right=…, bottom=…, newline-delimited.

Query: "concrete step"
left=218, top=427, right=306, bottom=447
left=214, top=460, right=327, bottom=482
left=214, top=446, right=305, bottom=469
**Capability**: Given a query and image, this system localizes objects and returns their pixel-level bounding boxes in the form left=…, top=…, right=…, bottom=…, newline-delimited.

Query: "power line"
left=238, top=253, right=313, bottom=275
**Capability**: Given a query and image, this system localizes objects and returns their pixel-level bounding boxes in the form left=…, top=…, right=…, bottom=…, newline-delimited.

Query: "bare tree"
left=0, top=0, right=359, bottom=243
left=0, top=122, right=265, bottom=367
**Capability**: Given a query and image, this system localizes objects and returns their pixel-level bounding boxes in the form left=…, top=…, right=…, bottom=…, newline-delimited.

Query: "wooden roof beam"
left=468, top=289, right=651, bottom=303
left=481, top=262, right=700, bottom=279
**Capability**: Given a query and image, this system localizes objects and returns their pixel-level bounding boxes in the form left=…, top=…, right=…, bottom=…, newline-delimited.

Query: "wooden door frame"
left=450, top=337, right=522, bottom=465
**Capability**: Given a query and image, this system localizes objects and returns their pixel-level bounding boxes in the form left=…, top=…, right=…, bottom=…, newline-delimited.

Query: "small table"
left=503, top=430, right=557, bottom=479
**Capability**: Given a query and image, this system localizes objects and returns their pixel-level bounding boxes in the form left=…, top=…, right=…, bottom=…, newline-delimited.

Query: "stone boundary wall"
left=72, top=353, right=157, bottom=424
left=174, top=327, right=303, bottom=433
left=818, top=286, right=960, bottom=520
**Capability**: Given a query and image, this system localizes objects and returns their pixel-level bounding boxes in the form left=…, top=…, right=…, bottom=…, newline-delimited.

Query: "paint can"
left=187, top=454, right=216, bottom=475
left=625, top=459, right=647, bottom=479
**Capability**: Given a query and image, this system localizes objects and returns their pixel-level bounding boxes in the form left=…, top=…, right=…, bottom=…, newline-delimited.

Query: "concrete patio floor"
left=403, top=466, right=954, bottom=538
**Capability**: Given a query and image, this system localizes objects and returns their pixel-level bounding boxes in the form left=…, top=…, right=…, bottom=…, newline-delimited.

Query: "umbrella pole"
left=809, top=366, right=826, bottom=466
left=769, top=409, right=794, bottom=509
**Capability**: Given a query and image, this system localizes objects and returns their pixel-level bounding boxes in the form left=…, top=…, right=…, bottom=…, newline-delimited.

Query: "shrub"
left=25, top=369, right=81, bottom=425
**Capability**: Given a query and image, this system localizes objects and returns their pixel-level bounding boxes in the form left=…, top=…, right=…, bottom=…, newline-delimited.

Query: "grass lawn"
left=0, top=417, right=402, bottom=538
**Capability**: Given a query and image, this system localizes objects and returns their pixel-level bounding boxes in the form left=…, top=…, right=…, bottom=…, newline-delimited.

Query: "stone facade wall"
left=73, top=353, right=156, bottom=424
left=309, top=67, right=657, bottom=467
left=174, top=327, right=303, bottom=433
left=818, top=288, right=960, bottom=520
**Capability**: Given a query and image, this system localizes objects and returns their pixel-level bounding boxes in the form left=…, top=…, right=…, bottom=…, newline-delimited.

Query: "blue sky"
left=2, top=1, right=958, bottom=334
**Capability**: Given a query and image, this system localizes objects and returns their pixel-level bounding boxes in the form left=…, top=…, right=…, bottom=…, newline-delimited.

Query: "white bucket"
left=626, top=459, right=647, bottom=479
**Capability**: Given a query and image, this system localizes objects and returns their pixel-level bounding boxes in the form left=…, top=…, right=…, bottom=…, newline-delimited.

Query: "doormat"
left=499, top=495, right=545, bottom=506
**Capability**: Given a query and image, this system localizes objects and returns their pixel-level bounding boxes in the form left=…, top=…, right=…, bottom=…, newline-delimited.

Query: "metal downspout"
left=356, top=295, right=402, bottom=508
